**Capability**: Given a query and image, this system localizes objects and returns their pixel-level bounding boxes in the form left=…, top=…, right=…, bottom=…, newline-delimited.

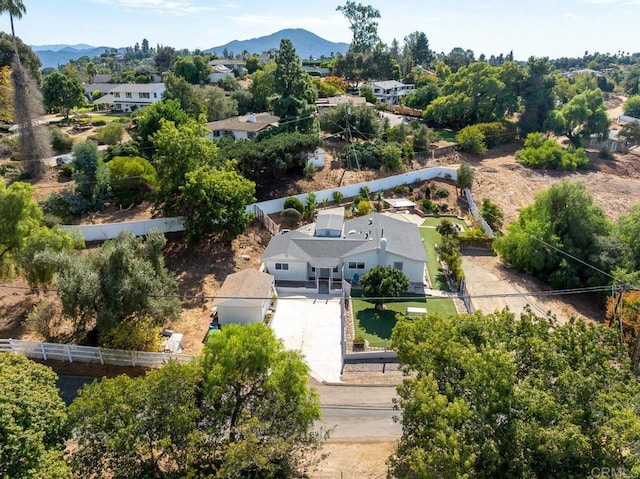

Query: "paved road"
left=57, top=375, right=402, bottom=439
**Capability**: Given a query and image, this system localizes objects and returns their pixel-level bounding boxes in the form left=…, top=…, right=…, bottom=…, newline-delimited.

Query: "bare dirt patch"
left=311, top=438, right=396, bottom=479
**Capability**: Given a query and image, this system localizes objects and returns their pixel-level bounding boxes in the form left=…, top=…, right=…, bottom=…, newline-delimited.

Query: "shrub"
left=24, top=300, right=64, bottom=342
left=107, top=156, right=158, bottom=206
left=434, top=187, right=449, bottom=199
left=95, top=122, right=124, bottom=145
left=282, top=208, right=302, bottom=227
left=91, top=119, right=107, bottom=126
left=98, top=316, right=161, bottom=352
left=332, top=190, right=344, bottom=204
left=304, top=192, right=317, bottom=221
left=303, top=161, right=316, bottom=179
left=516, top=132, right=589, bottom=170
left=376, top=142, right=403, bottom=171
left=480, top=197, right=504, bottom=231
left=283, top=196, right=304, bottom=215
left=50, top=126, right=73, bottom=153
left=0, top=162, right=21, bottom=179
left=474, top=121, right=517, bottom=148
left=60, top=163, right=74, bottom=178
left=395, top=185, right=407, bottom=195
left=456, top=125, right=487, bottom=155
left=436, top=219, right=458, bottom=237
left=421, top=199, right=435, bottom=212
left=356, top=200, right=372, bottom=216
left=103, top=140, right=141, bottom=162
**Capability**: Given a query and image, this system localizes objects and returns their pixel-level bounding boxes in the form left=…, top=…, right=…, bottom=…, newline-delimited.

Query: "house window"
left=394, top=262, right=404, bottom=271
left=125, top=92, right=132, bottom=98
left=348, top=262, right=365, bottom=269
left=113, top=92, right=121, bottom=98
left=275, top=263, right=289, bottom=271
left=333, top=266, right=339, bottom=273
left=154, top=92, right=157, bottom=98
left=311, top=267, right=316, bottom=272
left=139, top=92, right=150, bottom=99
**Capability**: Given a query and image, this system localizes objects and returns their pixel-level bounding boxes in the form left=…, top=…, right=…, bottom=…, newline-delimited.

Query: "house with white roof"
left=262, top=209, right=427, bottom=293
left=368, top=80, right=415, bottom=105
left=212, top=270, right=275, bottom=325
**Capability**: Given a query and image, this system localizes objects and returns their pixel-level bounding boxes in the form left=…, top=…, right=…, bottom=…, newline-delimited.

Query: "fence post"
left=40, top=342, right=47, bottom=361
left=98, top=348, right=104, bottom=365
left=9, top=338, right=14, bottom=354
left=66, top=344, right=73, bottom=362
left=130, top=350, right=136, bottom=367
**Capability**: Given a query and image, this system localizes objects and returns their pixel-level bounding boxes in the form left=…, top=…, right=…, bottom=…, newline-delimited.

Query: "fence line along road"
left=0, top=338, right=195, bottom=368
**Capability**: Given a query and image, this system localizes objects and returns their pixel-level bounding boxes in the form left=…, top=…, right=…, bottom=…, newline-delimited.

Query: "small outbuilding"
left=212, top=270, right=275, bottom=325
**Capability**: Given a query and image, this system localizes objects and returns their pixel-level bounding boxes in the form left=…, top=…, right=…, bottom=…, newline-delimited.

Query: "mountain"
left=205, top=28, right=348, bottom=59
left=31, top=43, right=96, bottom=52
left=33, top=46, right=124, bottom=68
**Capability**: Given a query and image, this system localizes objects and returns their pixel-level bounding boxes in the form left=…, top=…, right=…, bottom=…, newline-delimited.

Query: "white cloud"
left=89, top=0, right=219, bottom=15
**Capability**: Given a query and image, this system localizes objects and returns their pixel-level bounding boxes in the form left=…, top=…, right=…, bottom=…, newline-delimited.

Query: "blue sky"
left=4, top=0, right=640, bottom=60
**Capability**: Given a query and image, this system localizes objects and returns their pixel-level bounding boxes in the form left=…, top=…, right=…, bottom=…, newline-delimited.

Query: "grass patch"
left=434, top=128, right=458, bottom=142
left=419, top=217, right=467, bottom=291
left=351, top=291, right=457, bottom=346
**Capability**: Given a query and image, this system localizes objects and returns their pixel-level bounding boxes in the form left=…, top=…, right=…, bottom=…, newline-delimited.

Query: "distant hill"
left=205, top=28, right=348, bottom=60
left=32, top=46, right=125, bottom=68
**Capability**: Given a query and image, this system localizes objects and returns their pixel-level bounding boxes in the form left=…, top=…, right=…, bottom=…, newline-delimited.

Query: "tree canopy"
left=494, top=181, right=611, bottom=288
left=545, top=88, right=610, bottom=147
left=0, top=354, right=71, bottom=478
left=360, top=265, right=410, bottom=308
left=623, top=95, right=640, bottom=118
left=391, top=309, right=640, bottom=478
left=337, top=1, right=381, bottom=54
left=41, top=71, right=85, bottom=118
left=69, top=323, right=325, bottom=478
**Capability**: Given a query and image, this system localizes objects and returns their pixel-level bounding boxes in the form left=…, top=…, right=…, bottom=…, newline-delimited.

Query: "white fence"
left=62, top=166, right=459, bottom=241
left=61, top=217, right=185, bottom=242
left=464, top=188, right=494, bottom=238
left=247, top=166, right=458, bottom=215
left=0, top=339, right=195, bottom=368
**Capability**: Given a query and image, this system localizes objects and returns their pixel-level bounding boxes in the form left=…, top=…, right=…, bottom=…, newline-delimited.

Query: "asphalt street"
left=57, top=375, right=402, bottom=439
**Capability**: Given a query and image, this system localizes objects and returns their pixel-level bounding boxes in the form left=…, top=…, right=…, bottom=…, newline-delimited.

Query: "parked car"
left=56, top=156, right=72, bottom=166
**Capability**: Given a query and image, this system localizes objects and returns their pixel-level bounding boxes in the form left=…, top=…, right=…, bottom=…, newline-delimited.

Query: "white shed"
left=307, top=148, right=326, bottom=169
left=212, top=270, right=275, bottom=325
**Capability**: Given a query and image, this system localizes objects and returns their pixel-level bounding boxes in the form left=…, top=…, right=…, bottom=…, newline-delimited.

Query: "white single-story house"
left=315, top=94, right=369, bottom=114
left=209, top=64, right=234, bottom=83
left=368, top=80, right=415, bottom=105
left=262, top=210, right=427, bottom=292
left=589, top=128, right=626, bottom=152
left=212, top=269, right=275, bottom=325
left=205, top=113, right=279, bottom=140
left=92, top=83, right=165, bottom=112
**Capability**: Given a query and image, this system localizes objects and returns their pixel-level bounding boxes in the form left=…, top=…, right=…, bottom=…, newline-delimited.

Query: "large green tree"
left=173, top=54, right=210, bottom=84
left=68, top=323, right=325, bottom=478
left=424, top=62, right=518, bottom=128
left=545, top=88, right=610, bottom=147
left=182, top=162, right=255, bottom=242
left=134, top=98, right=191, bottom=155
left=273, top=39, right=316, bottom=131
left=494, top=181, right=612, bottom=288
left=41, top=71, right=85, bottom=118
left=71, top=140, right=110, bottom=209
left=403, top=31, right=434, bottom=69
left=54, top=230, right=180, bottom=344
left=518, top=57, right=556, bottom=135
left=623, top=95, right=640, bottom=118
left=0, top=354, right=71, bottom=478
left=152, top=118, right=219, bottom=216
left=360, top=265, right=410, bottom=309
left=203, top=84, right=238, bottom=121
left=0, top=31, right=41, bottom=82
left=162, top=73, right=206, bottom=118
left=391, top=309, right=640, bottom=479
left=337, top=1, right=381, bottom=53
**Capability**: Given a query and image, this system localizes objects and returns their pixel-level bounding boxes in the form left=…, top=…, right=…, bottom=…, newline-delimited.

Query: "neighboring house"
left=262, top=210, right=427, bottom=293
left=92, top=83, right=165, bottom=112
left=212, top=270, right=275, bottom=325
left=589, top=128, right=626, bottom=152
left=315, top=94, right=369, bottom=114
left=303, top=66, right=331, bottom=77
left=209, top=59, right=247, bottom=76
left=205, top=113, right=279, bottom=140
left=209, top=64, right=234, bottom=83
left=83, top=82, right=113, bottom=101
left=368, top=80, right=415, bottom=105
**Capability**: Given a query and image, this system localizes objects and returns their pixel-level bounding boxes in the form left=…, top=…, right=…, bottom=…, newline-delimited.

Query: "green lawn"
left=434, top=128, right=458, bottom=142
left=351, top=292, right=457, bottom=347
left=419, top=217, right=468, bottom=291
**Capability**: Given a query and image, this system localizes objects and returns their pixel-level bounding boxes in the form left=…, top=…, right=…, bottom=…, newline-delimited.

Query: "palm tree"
left=86, top=61, right=98, bottom=84
left=0, top=0, right=26, bottom=58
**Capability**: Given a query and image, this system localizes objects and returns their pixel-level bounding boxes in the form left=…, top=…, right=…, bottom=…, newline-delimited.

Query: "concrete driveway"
left=270, top=289, right=343, bottom=383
